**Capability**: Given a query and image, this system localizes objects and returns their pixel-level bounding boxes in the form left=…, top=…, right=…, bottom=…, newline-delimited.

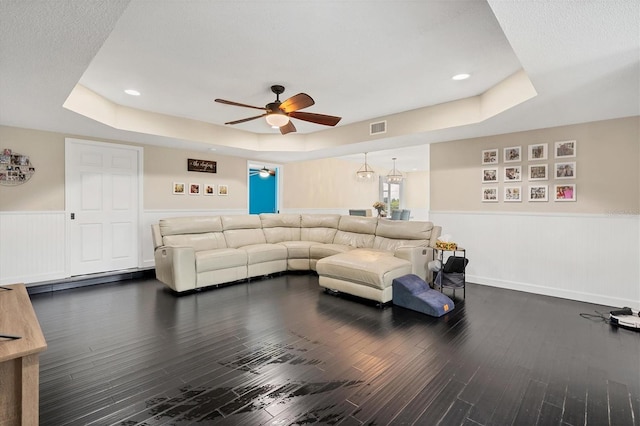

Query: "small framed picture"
left=555, top=140, right=576, bottom=158
left=173, top=182, right=185, bottom=195
left=189, top=183, right=201, bottom=195
left=504, top=165, right=522, bottom=182
left=482, top=167, right=498, bottom=183
left=528, top=164, right=548, bottom=181
left=504, top=186, right=522, bottom=202
left=482, top=186, right=498, bottom=202
left=218, top=184, right=228, bottom=196
left=555, top=184, right=576, bottom=202
left=504, top=146, right=521, bottom=163
left=204, top=184, right=215, bottom=195
left=529, top=185, right=548, bottom=202
left=482, top=149, right=499, bottom=165
left=555, top=162, right=576, bottom=179
left=528, top=143, right=548, bottom=161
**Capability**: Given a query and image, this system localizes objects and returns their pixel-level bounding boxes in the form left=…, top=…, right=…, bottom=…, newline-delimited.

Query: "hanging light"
left=265, top=111, right=290, bottom=128
left=259, top=167, right=271, bottom=178
left=386, top=157, right=404, bottom=183
left=356, top=152, right=375, bottom=180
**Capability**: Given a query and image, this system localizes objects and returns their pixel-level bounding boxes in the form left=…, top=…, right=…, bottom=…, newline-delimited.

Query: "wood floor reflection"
left=30, top=274, right=639, bottom=425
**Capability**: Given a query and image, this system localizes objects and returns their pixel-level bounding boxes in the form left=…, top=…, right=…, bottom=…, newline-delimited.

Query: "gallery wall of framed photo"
left=481, top=140, right=577, bottom=203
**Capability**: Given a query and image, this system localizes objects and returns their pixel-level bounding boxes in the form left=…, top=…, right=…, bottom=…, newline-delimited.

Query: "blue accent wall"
left=249, top=169, right=277, bottom=214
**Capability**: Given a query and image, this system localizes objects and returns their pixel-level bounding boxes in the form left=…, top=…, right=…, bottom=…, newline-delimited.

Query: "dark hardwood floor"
left=30, top=274, right=639, bottom=425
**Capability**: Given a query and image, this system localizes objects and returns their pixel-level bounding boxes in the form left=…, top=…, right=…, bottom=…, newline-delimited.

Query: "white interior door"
left=66, top=139, right=142, bottom=276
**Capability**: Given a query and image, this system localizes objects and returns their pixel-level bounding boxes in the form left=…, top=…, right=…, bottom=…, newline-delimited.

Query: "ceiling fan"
left=215, top=85, right=341, bottom=135
left=249, top=166, right=276, bottom=178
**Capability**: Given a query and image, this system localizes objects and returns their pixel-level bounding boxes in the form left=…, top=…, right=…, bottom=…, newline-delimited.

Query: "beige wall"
left=0, top=125, right=249, bottom=212
left=404, top=170, right=430, bottom=212
left=282, top=157, right=381, bottom=211
left=430, top=116, right=640, bottom=214
left=0, top=126, right=65, bottom=211
left=144, top=145, right=247, bottom=210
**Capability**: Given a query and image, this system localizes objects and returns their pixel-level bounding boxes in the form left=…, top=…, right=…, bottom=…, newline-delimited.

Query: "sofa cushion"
left=310, top=243, right=354, bottom=259
left=373, top=237, right=428, bottom=252
left=316, top=249, right=411, bottom=290
left=240, top=243, right=287, bottom=264
left=260, top=213, right=302, bottom=243
left=300, top=214, right=340, bottom=243
left=278, top=240, right=322, bottom=259
left=224, top=229, right=266, bottom=248
left=260, top=213, right=301, bottom=228
left=195, top=248, right=247, bottom=272
left=332, top=216, right=377, bottom=248
left=221, top=215, right=262, bottom=231
left=163, top=232, right=227, bottom=252
left=375, top=219, right=434, bottom=240
left=160, top=216, right=223, bottom=236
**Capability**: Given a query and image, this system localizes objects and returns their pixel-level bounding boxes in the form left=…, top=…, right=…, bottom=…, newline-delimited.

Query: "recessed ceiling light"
left=208, top=148, right=216, bottom=151
left=452, top=74, right=470, bottom=81
left=124, top=89, right=140, bottom=96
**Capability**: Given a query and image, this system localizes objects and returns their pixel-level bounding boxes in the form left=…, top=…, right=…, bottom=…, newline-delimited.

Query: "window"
left=379, top=177, right=403, bottom=213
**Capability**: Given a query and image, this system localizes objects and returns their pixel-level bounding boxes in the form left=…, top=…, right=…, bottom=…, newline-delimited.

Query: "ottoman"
left=316, top=248, right=413, bottom=303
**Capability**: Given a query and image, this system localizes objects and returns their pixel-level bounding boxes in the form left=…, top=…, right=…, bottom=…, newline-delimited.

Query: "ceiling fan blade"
left=280, top=93, right=315, bottom=113
left=289, top=111, right=342, bottom=127
left=280, top=121, right=297, bottom=135
left=215, top=99, right=266, bottom=111
left=225, top=113, right=267, bottom=125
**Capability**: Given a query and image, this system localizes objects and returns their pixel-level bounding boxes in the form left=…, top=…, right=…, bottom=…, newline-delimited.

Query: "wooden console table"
left=0, top=284, right=47, bottom=425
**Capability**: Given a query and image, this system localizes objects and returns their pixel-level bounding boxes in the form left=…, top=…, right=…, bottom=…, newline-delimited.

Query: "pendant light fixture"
left=386, top=157, right=404, bottom=183
left=356, top=152, right=375, bottom=180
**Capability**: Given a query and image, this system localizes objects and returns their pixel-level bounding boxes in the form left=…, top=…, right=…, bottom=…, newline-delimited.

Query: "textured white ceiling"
left=0, top=0, right=638, bottom=172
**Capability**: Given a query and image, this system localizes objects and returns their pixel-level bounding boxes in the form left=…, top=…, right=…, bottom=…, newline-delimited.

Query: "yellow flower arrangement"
left=372, top=201, right=385, bottom=210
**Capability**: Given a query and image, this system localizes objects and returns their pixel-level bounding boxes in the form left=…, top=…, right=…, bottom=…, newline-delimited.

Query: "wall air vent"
left=370, top=120, right=387, bottom=135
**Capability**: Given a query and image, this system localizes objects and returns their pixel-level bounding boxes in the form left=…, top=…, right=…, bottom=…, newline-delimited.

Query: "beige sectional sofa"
left=151, top=214, right=441, bottom=304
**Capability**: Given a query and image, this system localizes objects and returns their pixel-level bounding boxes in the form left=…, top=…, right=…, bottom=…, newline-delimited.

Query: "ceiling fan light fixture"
left=356, top=152, right=375, bottom=180
left=259, top=167, right=270, bottom=178
left=386, top=157, right=404, bottom=183
left=265, top=111, right=290, bottom=128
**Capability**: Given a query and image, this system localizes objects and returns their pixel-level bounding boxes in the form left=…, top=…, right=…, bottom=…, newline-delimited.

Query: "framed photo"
left=555, top=140, right=576, bottom=158
left=555, top=162, right=576, bottom=179
left=528, top=164, right=548, bottom=181
left=528, top=185, right=548, bottom=202
left=173, top=182, right=185, bottom=195
left=504, top=186, right=522, bottom=202
left=204, top=184, right=215, bottom=195
left=482, top=167, right=498, bottom=183
left=482, top=149, right=499, bottom=165
left=554, top=184, right=576, bottom=202
left=528, top=143, right=548, bottom=161
left=189, top=183, right=201, bottom=195
left=482, top=186, right=498, bottom=202
left=504, top=165, right=522, bottom=182
left=218, top=184, right=229, bottom=196
left=503, top=146, right=521, bottom=163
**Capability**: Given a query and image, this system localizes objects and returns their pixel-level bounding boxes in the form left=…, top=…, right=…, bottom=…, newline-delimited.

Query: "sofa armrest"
left=429, top=226, right=442, bottom=248
left=154, top=245, right=197, bottom=292
left=394, top=246, right=435, bottom=281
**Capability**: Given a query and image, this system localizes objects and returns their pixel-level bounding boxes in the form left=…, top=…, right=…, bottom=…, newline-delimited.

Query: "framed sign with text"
left=188, top=158, right=217, bottom=173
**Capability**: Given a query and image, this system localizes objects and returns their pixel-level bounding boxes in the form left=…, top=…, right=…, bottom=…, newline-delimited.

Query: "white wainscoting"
left=430, top=211, right=640, bottom=309
left=0, top=211, right=66, bottom=285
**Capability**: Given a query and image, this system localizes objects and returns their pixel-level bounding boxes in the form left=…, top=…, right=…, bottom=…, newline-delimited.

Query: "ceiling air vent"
left=370, top=120, right=387, bottom=135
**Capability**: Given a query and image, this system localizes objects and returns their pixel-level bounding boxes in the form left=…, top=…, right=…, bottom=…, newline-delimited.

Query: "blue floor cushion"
left=392, top=274, right=454, bottom=317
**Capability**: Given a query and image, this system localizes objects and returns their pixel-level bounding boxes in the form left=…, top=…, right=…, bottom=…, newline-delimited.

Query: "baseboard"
left=26, top=268, right=156, bottom=295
